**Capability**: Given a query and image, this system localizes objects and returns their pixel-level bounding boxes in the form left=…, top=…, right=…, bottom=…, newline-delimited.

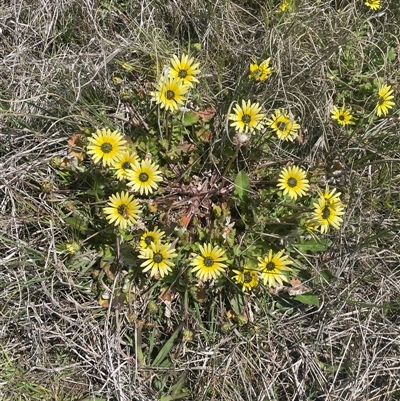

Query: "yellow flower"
left=169, top=54, right=201, bottom=87
left=150, top=76, right=189, bottom=112
left=65, top=242, right=80, bottom=255
left=280, top=0, right=291, bottom=12
left=277, top=165, right=310, bottom=201
left=267, top=109, right=300, bottom=142
left=127, top=159, right=163, bottom=196
left=330, top=106, right=356, bottom=126
left=138, top=242, right=177, bottom=278
left=319, top=186, right=342, bottom=206
left=111, top=151, right=139, bottom=181
left=304, top=219, right=320, bottom=235
left=232, top=266, right=259, bottom=292
left=229, top=100, right=265, bottom=134
left=312, top=193, right=345, bottom=234
left=190, top=243, right=228, bottom=281
left=375, top=84, right=395, bottom=117
left=248, top=58, right=273, bottom=81
left=257, top=250, right=292, bottom=288
left=103, top=191, right=142, bottom=230
left=365, top=0, right=381, bottom=10
left=87, top=128, right=126, bottom=167
left=140, top=227, right=165, bottom=249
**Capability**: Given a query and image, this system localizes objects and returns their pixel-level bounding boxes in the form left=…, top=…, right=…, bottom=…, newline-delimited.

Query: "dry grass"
left=1, top=0, right=400, bottom=400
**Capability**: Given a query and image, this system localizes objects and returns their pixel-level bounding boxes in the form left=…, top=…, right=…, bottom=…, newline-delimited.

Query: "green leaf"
left=119, top=243, right=137, bottom=265
left=171, top=373, right=188, bottom=396
left=232, top=245, right=242, bottom=256
left=388, top=47, right=396, bottom=62
left=193, top=301, right=209, bottom=342
left=320, top=269, right=335, bottom=282
left=234, top=171, right=251, bottom=200
left=151, top=323, right=183, bottom=366
left=294, top=293, right=320, bottom=307
left=160, top=391, right=190, bottom=401
left=65, top=216, right=88, bottom=233
left=294, top=238, right=331, bottom=253
left=182, top=111, right=200, bottom=127
left=229, top=294, right=244, bottom=315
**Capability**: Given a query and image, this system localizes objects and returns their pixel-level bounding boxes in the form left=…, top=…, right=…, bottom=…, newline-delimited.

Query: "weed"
left=1, top=0, right=400, bottom=400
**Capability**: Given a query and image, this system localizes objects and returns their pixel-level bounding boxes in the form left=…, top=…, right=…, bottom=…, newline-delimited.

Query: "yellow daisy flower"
left=150, top=76, right=189, bottom=112
left=280, top=0, right=291, bottom=12
left=330, top=106, right=356, bottom=126
left=169, top=53, right=201, bottom=87
left=277, top=165, right=310, bottom=201
left=138, top=242, right=177, bottom=278
left=190, top=243, right=228, bottom=281
left=111, top=151, right=139, bottom=181
left=267, top=109, right=300, bottom=142
left=248, top=58, right=273, bottom=81
left=87, top=128, right=126, bottom=167
left=229, top=100, right=266, bottom=134
left=127, top=159, right=163, bottom=196
left=257, top=249, right=292, bottom=288
left=232, top=266, right=259, bottom=292
left=65, top=242, right=80, bottom=255
left=312, top=195, right=345, bottom=234
left=103, top=191, right=142, bottom=230
left=140, top=227, right=165, bottom=249
left=375, top=84, right=395, bottom=117
left=365, top=0, right=380, bottom=10
left=319, top=185, right=342, bottom=206
left=304, top=219, right=320, bottom=235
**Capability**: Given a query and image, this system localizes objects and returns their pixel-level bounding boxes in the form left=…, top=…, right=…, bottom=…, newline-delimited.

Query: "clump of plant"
left=52, top=46, right=370, bottom=317
left=47, top=7, right=398, bottom=390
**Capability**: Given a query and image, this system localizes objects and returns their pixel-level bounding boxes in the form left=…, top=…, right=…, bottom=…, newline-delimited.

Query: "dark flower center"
left=242, top=114, right=251, bottom=124
left=153, top=252, right=163, bottom=264
left=277, top=121, right=287, bottom=132
left=145, top=235, right=154, bottom=245
left=117, top=204, right=128, bottom=218
left=243, top=272, right=252, bottom=283
left=203, top=257, right=214, bottom=267
left=322, top=206, right=331, bottom=220
left=178, top=69, right=188, bottom=78
left=166, top=90, right=175, bottom=100
left=122, top=161, right=131, bottom=170
left=338, top=114, right=345, bottom=121
left=101, top=143, right=113, bottom=153
left=265, top=261, right=275, bottom=271
left=139, top=172, right=149, bottom=182
left=378, top=96, right=385, bottom=105
left=287, top=177, right=297, bottom=188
